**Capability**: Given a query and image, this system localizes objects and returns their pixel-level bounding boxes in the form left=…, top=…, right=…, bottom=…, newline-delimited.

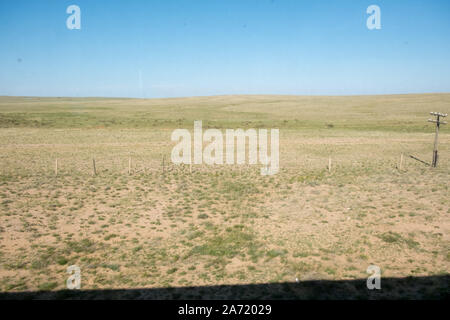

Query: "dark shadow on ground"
left=0, top=275, right=448, bottom=300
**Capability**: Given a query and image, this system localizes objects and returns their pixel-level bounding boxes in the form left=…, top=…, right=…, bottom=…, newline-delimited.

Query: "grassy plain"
left=0, top=94, right=448, bottom=299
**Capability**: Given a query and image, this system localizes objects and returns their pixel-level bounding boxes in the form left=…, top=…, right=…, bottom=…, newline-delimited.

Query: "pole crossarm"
left=430, top=112, right=447, bottom=117
left=428, top=119, right=447, bottom=125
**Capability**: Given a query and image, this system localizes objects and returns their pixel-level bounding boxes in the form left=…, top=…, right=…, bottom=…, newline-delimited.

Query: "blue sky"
left=0, top=0, right=449, bottom=98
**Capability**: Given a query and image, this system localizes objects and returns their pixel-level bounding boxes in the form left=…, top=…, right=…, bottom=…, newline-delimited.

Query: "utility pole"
left=428, top=112, right=447, bottom=167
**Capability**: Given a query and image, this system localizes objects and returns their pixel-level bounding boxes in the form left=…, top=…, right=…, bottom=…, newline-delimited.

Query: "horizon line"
left=1, top=92, right=450, bottom=100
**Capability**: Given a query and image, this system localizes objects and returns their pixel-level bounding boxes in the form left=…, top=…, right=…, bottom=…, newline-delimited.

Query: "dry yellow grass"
left=0, top=94, right=448, bottom=299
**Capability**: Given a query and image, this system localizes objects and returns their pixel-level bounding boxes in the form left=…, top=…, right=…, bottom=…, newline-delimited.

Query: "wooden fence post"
left=162, top=155, right=165, bottom=175
left=92, top=158, right=97, bottom=176
left=128, top=157, right=132, bottom=175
